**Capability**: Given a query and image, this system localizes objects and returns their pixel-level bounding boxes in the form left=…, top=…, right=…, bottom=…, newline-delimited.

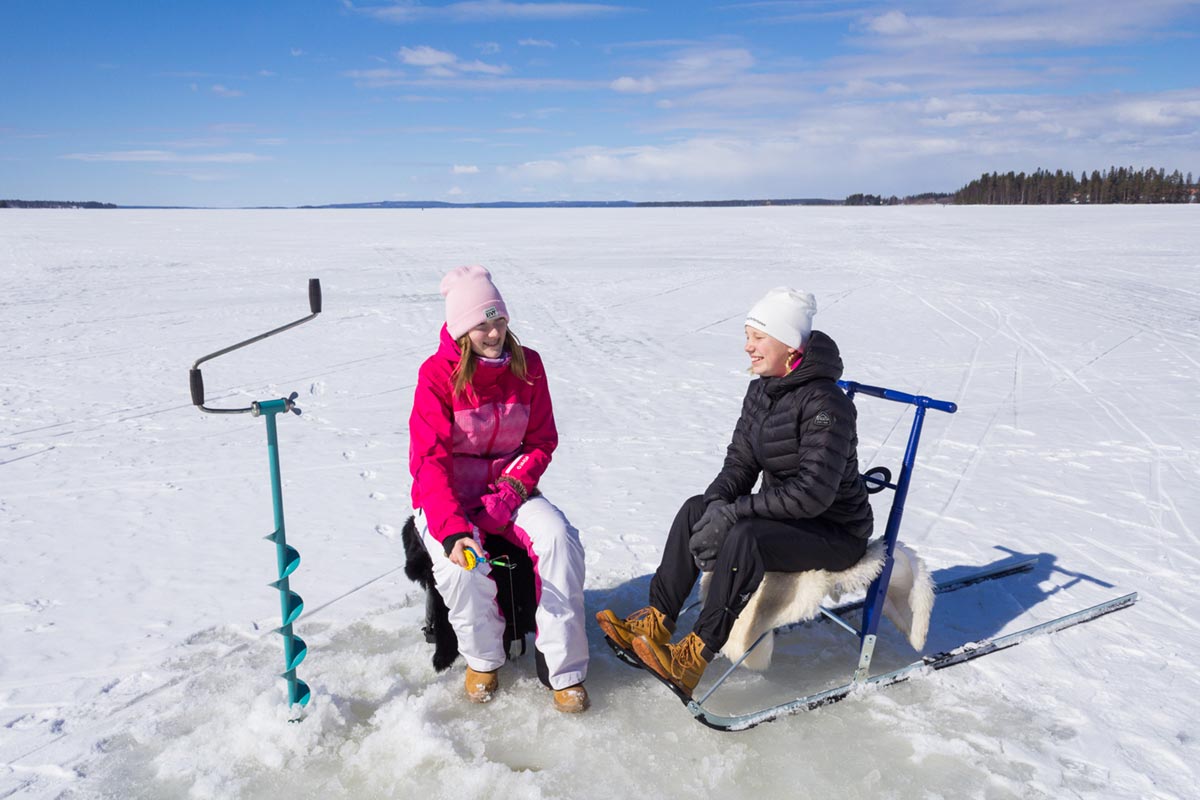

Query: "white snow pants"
left=415, top=495, right=588, bottom=690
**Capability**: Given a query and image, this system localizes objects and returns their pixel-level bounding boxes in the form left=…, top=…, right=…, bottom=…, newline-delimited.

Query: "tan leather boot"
left=552, top=683, right=589, bottom=713
left=464, top=666, right=499, bottom=703
left=632, top=632, right=709, bottom=698
left=595, top=606, right=671, bottom=651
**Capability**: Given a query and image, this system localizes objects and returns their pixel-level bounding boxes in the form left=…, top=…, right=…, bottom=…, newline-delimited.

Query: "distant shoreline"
left=8, top=166, right=1195, bottom=210
left=3, top=195, right=1195, bottom=211
left=0, top=198, right=843, bottom=210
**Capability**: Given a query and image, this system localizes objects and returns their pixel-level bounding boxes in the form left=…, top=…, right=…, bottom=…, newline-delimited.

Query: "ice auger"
left=189, top=280, right=322, bottom=709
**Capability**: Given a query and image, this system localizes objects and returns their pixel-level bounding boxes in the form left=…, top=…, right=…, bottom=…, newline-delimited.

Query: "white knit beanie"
left=745, top=288, right=817, bottom=348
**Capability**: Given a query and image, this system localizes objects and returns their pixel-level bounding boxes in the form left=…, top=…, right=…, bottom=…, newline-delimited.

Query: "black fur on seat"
left=401, top=515, right=540, bottom=674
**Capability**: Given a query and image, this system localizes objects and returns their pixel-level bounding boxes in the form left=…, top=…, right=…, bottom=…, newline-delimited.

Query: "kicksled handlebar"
left=838, top=380, right=957, bottom=414
left=189, top=279, right=322, bottom=415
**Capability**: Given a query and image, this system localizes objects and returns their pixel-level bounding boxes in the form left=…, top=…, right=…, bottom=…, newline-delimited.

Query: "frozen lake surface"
left=1, top=206, right=1197, bottom=798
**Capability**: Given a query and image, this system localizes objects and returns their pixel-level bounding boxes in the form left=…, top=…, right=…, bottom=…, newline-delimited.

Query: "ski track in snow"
left=1, top=207, right=1198, bottom=799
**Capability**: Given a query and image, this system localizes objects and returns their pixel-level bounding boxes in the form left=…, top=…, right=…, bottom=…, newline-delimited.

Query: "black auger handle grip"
left=309, top=279, right=322, bottom=314
left=190, top=368, right=205, bottom=406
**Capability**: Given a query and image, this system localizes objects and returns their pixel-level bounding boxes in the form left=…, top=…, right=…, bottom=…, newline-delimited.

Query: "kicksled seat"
left=708, top=538, right=934, bottom=672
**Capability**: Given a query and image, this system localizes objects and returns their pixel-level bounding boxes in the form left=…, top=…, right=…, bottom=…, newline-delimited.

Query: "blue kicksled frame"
left=680, top=380, right=1139, bottom=731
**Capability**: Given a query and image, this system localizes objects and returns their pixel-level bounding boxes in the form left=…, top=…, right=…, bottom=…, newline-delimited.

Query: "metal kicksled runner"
left=188, top=279, right=322, bottom=710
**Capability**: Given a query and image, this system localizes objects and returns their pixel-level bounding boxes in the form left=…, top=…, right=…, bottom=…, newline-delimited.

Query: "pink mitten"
left=473, top=482, right=524, bottom=534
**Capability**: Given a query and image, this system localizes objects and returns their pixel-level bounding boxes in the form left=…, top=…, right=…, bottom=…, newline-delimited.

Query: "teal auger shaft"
left=260, top=400, right=311, bottom=708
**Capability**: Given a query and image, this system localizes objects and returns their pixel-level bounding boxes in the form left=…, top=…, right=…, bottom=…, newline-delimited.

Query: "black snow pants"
left=648, top=494, right=868, bottom=655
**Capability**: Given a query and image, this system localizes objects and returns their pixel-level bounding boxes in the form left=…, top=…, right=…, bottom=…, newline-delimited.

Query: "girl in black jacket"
left=597, top=288, right=873, bottom=697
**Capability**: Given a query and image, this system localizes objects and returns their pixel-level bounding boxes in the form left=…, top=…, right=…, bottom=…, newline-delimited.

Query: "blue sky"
left=2, top=0, right=1198, bottom=206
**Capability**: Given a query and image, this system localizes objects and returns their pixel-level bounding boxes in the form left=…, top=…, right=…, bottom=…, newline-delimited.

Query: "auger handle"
left=190, top=279, right=322, bottom=414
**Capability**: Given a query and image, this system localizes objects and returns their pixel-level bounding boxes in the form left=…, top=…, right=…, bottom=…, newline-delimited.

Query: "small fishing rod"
left=462, top=545, right=523, bottom=653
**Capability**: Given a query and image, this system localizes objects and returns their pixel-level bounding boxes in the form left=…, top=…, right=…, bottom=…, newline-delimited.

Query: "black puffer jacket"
left=703, top=330, right=873, bottom=539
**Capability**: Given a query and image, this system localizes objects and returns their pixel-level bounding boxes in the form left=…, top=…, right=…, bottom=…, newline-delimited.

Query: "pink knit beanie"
left=440, top=265, right=509, bottom=338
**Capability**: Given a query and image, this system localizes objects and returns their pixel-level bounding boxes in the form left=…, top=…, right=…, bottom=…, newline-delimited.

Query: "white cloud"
left=856, top=1, right=1199, bottom=52
left=453, top=164, right=480, bottom=174
left=399, top=45, right=457, bottom=67
left=345, top=68, right=597, bottom=90
left=152, top=169, right=230, bottom=182
left=446, top=186, right=464, bottom=196
left=479, top=42, right=502, bottom=55
left=290, top=48, right=305, bottom=57
left=504, top=159, right=568, bottom=179
left=611, top=76, right=656, bottom=93
left=459, top=59, right=511, bottom=75
left=508, top=106, right=563, bottom=120
left=611, top=47, right=756, bottom=94
left=337, top=3, right=1200, bottom=199
left=923, top=110, right=1004, bottom=127
left=505, top=138, right=784, bottom=186
left=344, top=68, right=407, bottom=87
left=494, top=86, right=1200, bottom=197
left=827, top=79, right=912, bottom=97
left=519, top=38, right=557, bottom=48
left=867, top=10, right=914, bottom=36
left=211, top=84, right=243, bottom=98
left=1115, top=98, right=1200, bottom=127
left=61, top=150, right=269, bottom=164
left=356, top=1, right=630, bottom=23
left=151, top=137, right=230, bottom=149
left=397, top=45, right=509, bottom=77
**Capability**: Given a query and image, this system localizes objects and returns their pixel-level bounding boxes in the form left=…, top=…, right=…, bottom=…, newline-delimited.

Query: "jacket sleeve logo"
left=814, top=410, right=834, bottom=428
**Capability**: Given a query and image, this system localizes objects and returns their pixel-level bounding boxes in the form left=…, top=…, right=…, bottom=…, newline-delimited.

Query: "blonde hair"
left=452, top=329, right=529, bottom=398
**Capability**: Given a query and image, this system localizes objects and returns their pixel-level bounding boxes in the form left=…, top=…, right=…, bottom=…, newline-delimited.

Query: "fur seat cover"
left=701, top=539, right=934, bottom=670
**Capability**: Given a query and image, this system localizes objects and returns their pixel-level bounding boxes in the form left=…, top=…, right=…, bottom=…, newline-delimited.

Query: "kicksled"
left=605, top=380, right=1138, bottom=731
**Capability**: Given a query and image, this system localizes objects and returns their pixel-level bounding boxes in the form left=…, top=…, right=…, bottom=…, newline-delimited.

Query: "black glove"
left=689, top=500, right=738, bottom=571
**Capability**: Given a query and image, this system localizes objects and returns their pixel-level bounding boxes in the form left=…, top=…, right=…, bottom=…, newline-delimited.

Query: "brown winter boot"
left=552, top=683, right=590, bottom=713
left=464, top=666, right=499, bottom=703
left=595, top=606, right=672, bottom=651
left=632, top=632, right=709, bottom=698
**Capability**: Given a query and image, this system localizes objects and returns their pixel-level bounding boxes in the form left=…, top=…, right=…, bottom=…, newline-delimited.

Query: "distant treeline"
left=844, top=192, right=952, bottom=206
left=635, top=198, right=838, bottom=207
left=1, top=199, right=118, bottom=209
left=953, top=167, right=1198, bottom=205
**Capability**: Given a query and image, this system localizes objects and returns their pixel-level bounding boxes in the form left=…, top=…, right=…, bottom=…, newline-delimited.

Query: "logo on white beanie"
left=745, top=288, right=817, bottom=349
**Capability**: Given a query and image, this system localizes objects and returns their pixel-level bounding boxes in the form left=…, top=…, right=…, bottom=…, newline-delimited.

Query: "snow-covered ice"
left=1, top=206, right=1197, bottom=798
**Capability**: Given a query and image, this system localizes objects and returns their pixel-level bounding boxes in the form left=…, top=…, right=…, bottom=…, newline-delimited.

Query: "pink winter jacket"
left=409, top=325, right=557, bottom=547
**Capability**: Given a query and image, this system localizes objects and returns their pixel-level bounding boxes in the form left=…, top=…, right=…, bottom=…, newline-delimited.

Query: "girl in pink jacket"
left=409, top=265, right=588, bottom=712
